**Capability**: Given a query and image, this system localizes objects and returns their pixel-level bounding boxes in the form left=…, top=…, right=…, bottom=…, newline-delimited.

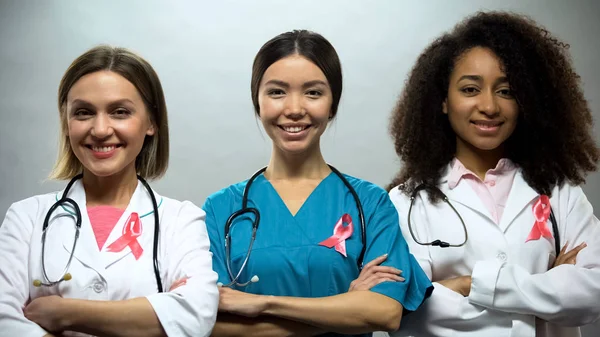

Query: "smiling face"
left=66, top=70, right=155, bottom=178
left=443, top=46, right=519, bottom=157
left=257, top=54, right=333, bottom=156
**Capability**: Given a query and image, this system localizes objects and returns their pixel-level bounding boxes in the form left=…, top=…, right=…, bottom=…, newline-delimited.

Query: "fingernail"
left=394, top=269, right=402, bottom=274
left=582, top=242, right=587, bottom=248
left=382, top=253, right=388, bottom=257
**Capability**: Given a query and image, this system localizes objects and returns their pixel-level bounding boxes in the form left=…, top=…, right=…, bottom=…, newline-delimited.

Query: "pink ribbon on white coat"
left=525, top=195, right=553, bottom=242
left=106, top=212, right=144, bottom=260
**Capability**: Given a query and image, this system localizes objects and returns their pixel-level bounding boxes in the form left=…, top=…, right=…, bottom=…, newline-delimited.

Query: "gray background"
left=0, top=0, right=598, bottom=335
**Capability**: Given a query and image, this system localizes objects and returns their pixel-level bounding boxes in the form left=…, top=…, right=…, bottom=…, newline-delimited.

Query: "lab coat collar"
left=100, top=179, right=162, bottom=268
left=439, top=165, right=496, bottom=224
left=59, top=178, right=162, bottom=273
left=439, top=164, right=539, bottom=232
left=59, top=178, right=104, bottom=274
left=498, top=171, right=539, bottom=232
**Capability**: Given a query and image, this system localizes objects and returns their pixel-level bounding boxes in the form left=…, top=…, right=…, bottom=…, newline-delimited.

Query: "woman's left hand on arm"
left=218, top=287, right=269, bottom=317
left=348, top=254, right=404, bottom=292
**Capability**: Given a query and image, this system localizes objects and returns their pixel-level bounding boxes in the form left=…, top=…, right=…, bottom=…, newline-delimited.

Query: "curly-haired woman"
left=387, top=11, right=600, bottom=337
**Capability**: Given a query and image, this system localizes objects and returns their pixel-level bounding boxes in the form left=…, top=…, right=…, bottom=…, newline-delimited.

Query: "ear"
left=442, top=99, right=448, bottom=114
left=146, top=123, right=156, bottom=136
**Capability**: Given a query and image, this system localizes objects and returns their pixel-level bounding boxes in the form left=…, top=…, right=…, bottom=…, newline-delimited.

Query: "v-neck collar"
left=257, top=171, right=335, bottom=218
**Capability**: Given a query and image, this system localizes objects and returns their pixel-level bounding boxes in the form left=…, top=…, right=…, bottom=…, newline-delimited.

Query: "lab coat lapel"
left=439, top=168, right=496, bottom=224
left=498, top=171, right=538, bottom=233
left=60, top=179, right=105, bottom=273
left=101, top=180, right=160, bottom=268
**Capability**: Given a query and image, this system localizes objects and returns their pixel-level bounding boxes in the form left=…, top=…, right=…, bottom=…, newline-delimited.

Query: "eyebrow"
left=263, top=79, right=329, bottom=89
left=457, top=75, right=509, bottom=85
left=69, top=98, right=136, bottom=108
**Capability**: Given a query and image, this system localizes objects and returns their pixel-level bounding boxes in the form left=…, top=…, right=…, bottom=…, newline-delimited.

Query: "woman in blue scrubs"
left=203, top=30, right=433, bottom=337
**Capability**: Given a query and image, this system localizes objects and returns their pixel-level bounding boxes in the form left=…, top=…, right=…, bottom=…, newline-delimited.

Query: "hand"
left=349, top=254, right=404, bottom=292
left=218, top=287, right=268, bottom=317
left=24, top=296, right=68, bottom=333
left=169, top=277, right=189, bottom=291
left=438, top=276, right=472, bottom=297
left=553, top=242, right=587, bottom=268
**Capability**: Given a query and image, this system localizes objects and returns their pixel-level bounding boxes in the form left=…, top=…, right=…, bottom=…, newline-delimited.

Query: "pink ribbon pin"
left=525, top=195, right=553, bottom=243
left=319, top=214, right=354, bottom=257
left=106, top=212, right=144, bottom=260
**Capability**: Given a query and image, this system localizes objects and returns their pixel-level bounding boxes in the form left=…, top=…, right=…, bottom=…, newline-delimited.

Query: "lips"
left=278, top=125, right=310, bottom=133
left=471, top=120, right=503, bottom=132
left=91, top=145, right=116, bottom=152
left=85, top=144, right=123, bottom=159
left=471, top=120, right=503, bottom=127
left=278, top=125, right=311, bottom=133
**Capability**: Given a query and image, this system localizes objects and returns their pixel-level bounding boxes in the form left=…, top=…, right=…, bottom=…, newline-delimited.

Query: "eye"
left=267, top=89, right=285, bottom=97
left=460, top=87, right=479, bottom=95
left=306, top=90, right=322, bottom=98
left=72, top=109, right=94, bottom=119
left=497, top=88, right=513, bottom=98
left=112, top=108, right=131, bottom=117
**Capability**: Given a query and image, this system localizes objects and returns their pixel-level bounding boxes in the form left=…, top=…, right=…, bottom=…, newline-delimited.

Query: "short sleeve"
left=364, top=190, right=433, bottom=312
left=202, top=197, right=232, bottom=285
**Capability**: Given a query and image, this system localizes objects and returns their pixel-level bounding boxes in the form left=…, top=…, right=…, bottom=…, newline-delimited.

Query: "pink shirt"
left=87, top=206, right=125, bottom=250
left=447, top=158, right=518, bottom=224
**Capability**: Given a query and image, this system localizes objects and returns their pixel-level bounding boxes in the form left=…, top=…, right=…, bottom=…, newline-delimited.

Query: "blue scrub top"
left=203, top=172, right=433, bottom=337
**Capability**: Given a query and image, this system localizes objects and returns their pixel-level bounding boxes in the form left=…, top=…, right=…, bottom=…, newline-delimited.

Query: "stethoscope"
left=220, top=165, right=366, bottom=288
left=406, top=183, right=561, bottom=254
left=33, top=173, right=164, bottom=293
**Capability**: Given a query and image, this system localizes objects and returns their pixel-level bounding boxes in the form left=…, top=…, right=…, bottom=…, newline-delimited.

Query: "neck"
left=82, top=165, right=138, bottom=208
left=265, top=143, right=330, bottom=181
left=455, top=138, right=504, bottom=180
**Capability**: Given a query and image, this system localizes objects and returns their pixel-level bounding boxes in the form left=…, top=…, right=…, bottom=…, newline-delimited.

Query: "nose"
left=90, top=113, right=114, bottom=139
left=478, top=91, right=500, bottom=117
left=283, top=93, right=306, bottom=120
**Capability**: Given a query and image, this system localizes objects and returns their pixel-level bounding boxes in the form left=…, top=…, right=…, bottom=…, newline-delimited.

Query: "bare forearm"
left=211, top=313, right=323, bottom=337
left=264, top=291, right=402, bottom=334
left=60, top=297, right=166, bottom=337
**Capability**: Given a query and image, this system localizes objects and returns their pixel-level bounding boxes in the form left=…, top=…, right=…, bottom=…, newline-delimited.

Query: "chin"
left=277, top=144, right=312, bottom=155
left=471, top=140, right=505, bottom=152
left=83, top=164, right=128, bottom=178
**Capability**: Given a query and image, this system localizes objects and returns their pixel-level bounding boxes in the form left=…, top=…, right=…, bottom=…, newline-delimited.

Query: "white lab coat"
left=0, top=179, right=219, bottom=336
left=389, top=168, right=600, bottom=337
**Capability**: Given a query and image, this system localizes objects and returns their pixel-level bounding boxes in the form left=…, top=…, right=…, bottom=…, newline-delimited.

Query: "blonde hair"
left=49, top=45, right=169, bottom=180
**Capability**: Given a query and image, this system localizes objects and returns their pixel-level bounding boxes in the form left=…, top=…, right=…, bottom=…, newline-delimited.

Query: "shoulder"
left=552, top=180, right=590, bottom=210
left=340, top=173, right=393, bottom=210
left=158, top=195, right=206, bottom=218
left=5, top=191, right=60, bottom=215
left=387, top=183, right=412, bottom=210
left=202, top=180, right=248, bottom=210
left=1, top=191, right=58, bottom=235
left=341, top=173, right=387, bottom=195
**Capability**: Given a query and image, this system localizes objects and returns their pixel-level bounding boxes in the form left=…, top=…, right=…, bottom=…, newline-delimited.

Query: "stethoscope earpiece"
left=32, top=272, right=72, bottom=287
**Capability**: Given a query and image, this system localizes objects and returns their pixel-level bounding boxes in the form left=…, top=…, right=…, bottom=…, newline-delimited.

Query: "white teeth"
left=92, top=146, right=116, bottom=152
left=283, top=126, right=305, bottom=133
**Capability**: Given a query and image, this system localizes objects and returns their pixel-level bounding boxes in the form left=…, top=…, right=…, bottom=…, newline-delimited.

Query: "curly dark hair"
left=387, top=11, right=600, bottom=201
